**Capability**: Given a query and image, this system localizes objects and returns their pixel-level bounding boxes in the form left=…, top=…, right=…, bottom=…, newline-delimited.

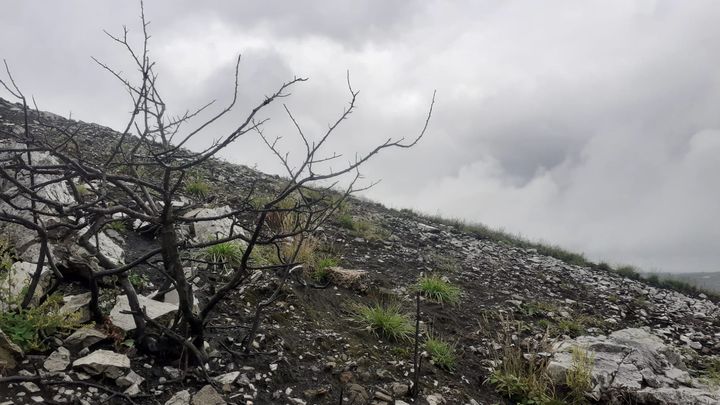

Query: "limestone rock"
left=116, top=370, right=145, bottom=388
left=164, top=390, right=191, bottom=405
left=72, top=349, right=130, bottom=379
left=184, top=206, right=246, bottom=243
left=44, top=347, right=71, bottom=372
left=59, top=292, right=92, bottom=322
left=192, top=384, right=226, bottom=405
left=546, top=328, right=720, bottom=403
left=109, top=295, right=178, bottom=331
left=64, top=328, right=107, bottom=352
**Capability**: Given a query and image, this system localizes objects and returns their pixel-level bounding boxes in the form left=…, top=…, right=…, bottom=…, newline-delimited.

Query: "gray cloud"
left=2, top=1, right=720, bottom=273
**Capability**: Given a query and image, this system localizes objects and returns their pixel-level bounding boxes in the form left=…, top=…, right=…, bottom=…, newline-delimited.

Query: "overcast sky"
left=2, top=1, right=719, bottom=273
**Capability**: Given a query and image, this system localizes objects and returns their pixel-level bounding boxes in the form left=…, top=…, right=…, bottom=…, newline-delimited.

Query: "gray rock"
left=44, top=347, right=71, bottom=372
left=546, top=328, right=720, bottom=403
left=213, top=371, right=240, bottom=385
left=109, top=295, right=177, bottom=331
left=64, top=328, right=107, bottom=352
left=184, top=206, right=246, bottom=243
left=116, top=370, right=145, bottom=388
left=426, top=393, right=445, bottom=405
left=164, top=390, right=191, bottom=405
left=73, top=349, right=130, bottom=379
left=59, top=293, right=92, bottom=323
left=192, top=384, right=226, bottom=405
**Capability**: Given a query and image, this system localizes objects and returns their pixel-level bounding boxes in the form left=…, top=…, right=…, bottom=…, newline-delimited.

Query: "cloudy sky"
left=2, top=1, right=719, bottom=273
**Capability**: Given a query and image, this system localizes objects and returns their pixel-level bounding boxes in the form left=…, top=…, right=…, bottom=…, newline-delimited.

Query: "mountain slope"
left=0, top=97, right=719, bottom=404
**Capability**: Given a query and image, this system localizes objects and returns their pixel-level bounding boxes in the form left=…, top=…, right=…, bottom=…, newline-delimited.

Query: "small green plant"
left=0, top=294, right=84, bottom=351
left=202, top=242, right=245, bottom=275
left=520, top=301, right=558, bottom=317
left=556, top=319, right=586, bottom=337
left=336, top=213, right=355, bottom=230
left=311, top=256, right=339, bottom=282
left=416, top=275, right=461, bottom=304
left=425, top=335, right=456, bottom=371
left=0, top=238, right=14, bottom=272
left=185, top=179, right=211, bottom=200
left=105, top=220, right=126, bottom=232
left=128, top=271, right=149, bottom=289
left=565, top=347, right=594, bottom=403
left=353, top=303, right=413, bottom=341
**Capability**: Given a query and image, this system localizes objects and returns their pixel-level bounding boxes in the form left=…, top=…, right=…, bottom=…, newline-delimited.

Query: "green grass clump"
left=353, top=303, right=413, bottom=341
left=203, top=242, right=245, bottom=272
left=425, top=336, right=456, bottom=371
left=185, top=179, right=211, bottom=200
left=416, top=275, right=461, bottom=304
left=615, top=265, right=641, bottom=280
left=0, top=294, right=84, bottom=352
left=105, top=220, right=126, bottom=232
left=312, top=256, right=339, bottom=282
left=566, top=347, right=594, bottom=403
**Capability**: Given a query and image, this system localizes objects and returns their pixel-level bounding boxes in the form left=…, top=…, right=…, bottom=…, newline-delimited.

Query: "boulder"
left=183, top=206, right=245, bottom=243
left=73, top=349, right=130, bottom=379
left=546, top=328, right=720, bottom=404
left=116, top=370, right=145, bottom=388
left=109, top=295, right=178, bottom=332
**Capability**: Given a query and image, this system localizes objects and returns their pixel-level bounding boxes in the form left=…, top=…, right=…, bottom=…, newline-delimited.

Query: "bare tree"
left=0, top=2, right=434, bottom=375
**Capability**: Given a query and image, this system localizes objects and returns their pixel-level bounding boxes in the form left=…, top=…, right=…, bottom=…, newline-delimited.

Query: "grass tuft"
left=425, top=335, right=456, bottom=371
left=353, top=303, right=413, bottom=341
left=185, top=179, right=211, bottom=200
left=416, top=275, right=461, bottom=304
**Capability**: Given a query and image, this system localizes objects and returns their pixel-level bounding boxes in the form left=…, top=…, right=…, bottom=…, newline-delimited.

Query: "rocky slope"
left=1, top=97, right=720, bottom=405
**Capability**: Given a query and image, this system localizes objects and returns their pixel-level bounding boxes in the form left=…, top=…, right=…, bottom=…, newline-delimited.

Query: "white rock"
left=73, top=349, right=130, bottom=379
left=64, top=328, right=107, bottom=352
left=164, top=390, right=191, bottom=405
left=44, top=347, right=71, bottom=371
left=109, top=295, right=178, bottom=331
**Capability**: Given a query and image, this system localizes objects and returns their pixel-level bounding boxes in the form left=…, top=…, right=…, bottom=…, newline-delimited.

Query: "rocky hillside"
left=1, top=97, right=720, bottom=405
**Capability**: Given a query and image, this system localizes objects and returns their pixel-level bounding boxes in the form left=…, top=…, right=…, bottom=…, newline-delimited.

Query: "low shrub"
left=0, top=294, right=84, bottom=352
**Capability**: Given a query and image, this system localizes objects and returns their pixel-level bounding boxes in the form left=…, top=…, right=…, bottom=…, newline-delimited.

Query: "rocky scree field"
left=1, top=98, right=720, bottom=405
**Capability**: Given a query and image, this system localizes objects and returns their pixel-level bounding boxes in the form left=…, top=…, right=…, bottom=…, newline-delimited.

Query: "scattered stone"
left=346, top=384, right=369, bottom=404
left=20, top=382, right=40, bottom=393
left=164, top=390, right=191, bottom=405
left=426, top=393, right=445, bottom=405
left=116, top=370, right=145, bottom=388
left=59, top=292, right=92, bottom=322
left=192, top=384, right=226, bottom=405
left=64, top=328, right=107, bottom=352
left=213, top=371, right=240, bottom=385
left=109, top=295, right=178, bottom=331
left=73, top=349, right=130, bottom=379
left=44, top=347, right=71, bottom=372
